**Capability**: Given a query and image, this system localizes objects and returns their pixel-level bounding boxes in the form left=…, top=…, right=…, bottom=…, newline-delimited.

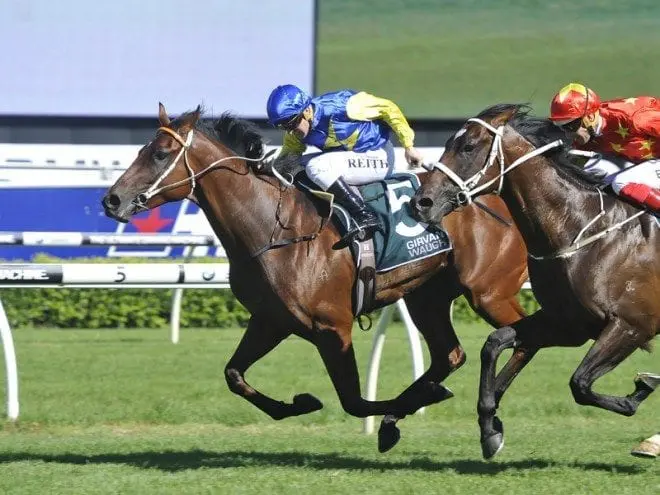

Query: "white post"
left=0, top=299, right=19, bottom=421
left=396, top=299, right=426, bottom=397
left=170, top=289, right=184, bottom=344
left=362, top=300, right=426, bottom=434
left=363, top=304, right=394, bottom=434
left=169, top=246, right=194, bottom=344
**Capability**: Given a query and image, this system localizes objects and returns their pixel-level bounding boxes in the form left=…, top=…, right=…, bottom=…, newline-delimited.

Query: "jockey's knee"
left=305, top=154, right=340, bottom=190
left=611, top=160, right=660, bottom=194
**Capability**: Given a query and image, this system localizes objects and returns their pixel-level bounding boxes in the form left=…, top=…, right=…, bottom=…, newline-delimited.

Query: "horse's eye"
left=463, top=144, right=475, bottom=153
left=153, top=149, right=169, bottom=161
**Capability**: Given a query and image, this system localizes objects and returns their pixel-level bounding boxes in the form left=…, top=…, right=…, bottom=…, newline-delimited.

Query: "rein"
left=249, top=181, right=331, bottom=259
left=134, top=126, right=265, bottom=209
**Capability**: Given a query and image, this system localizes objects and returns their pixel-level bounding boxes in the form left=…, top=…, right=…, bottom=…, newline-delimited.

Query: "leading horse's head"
left=102, top=103, right=266, bottom=222
left=412, top=104, right=525, bottom=225
left=102, top=103, right=204, bottom=222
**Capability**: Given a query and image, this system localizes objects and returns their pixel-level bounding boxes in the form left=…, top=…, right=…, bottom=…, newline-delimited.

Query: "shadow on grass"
left=0, top=450, right=648, bottom=474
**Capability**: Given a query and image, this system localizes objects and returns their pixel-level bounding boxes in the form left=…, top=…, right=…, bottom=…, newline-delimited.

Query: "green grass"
left=0, top=324, right=657, bottom=494
left=316, top=0, right=660, bottom=117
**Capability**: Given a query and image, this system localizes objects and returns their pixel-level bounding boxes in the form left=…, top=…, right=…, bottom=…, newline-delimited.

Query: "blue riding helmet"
left=266, top=84, right=312, bottom=127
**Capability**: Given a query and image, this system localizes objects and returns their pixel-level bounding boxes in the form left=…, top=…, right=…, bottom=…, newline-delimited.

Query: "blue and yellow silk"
left=281, top=90, right=415, bottom=155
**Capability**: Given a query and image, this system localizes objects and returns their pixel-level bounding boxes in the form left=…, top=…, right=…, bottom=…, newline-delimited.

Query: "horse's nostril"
left=418, top=197, right=434, bottom=209
left=104, top=194, right=121, bottom=209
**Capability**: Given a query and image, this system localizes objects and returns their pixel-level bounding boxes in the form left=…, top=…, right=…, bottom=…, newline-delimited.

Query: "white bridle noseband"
left=133, top=126, right=267, bottom=209
left=425, top=118, right=563, bottom=205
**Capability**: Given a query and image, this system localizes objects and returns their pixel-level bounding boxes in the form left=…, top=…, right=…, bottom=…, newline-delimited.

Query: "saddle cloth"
left=330, top=172, right=452, bottom=273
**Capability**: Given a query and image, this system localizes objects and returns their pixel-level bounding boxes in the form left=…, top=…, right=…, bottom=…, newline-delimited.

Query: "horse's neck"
left=195, top=168, right=284, bottom=262
left=194, top=164, right=323, bottom=266
left=501, top=157, right=602, bottom=256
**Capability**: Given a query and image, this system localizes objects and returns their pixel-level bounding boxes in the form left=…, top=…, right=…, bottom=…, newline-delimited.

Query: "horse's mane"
left=173, top=109, right=305, bottom=178
left=172, top=109, right=266, bottom=161
left=476, top=103, right=606, bottom=188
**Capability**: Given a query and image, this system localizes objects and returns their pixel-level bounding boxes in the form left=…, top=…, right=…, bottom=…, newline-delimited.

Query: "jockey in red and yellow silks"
left=549, top=83, right=660, bottom=213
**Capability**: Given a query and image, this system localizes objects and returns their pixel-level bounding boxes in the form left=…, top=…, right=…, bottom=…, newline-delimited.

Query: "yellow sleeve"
left=280, top=131, right=306, bottom=156
left=345, top=91, right=415, bottom=148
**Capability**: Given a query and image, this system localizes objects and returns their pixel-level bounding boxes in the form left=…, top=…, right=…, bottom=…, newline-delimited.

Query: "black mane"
left=174, top=108, right=306, bottom=178
left=476, top=103, right=606, bottom=188
left=173, top=110, right=266, bottom=160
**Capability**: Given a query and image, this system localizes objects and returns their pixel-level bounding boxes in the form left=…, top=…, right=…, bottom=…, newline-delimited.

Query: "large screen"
left=0, top=0, right=315, bottom=118
left=315, top=0, right=660, bottom=118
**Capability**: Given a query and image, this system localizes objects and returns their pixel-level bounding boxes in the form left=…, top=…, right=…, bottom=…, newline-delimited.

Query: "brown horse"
left=102, top=103, right=528, bottom=452
left=412, top=103, right=659, bottom=459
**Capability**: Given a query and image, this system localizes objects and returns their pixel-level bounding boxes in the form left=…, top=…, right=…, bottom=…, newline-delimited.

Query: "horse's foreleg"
left=569, top=318, right=656, bottom=416
left=378, top=282, right=463, bottom=452
left=225, top=314, right=323, bottom=420
left=478, top=310, right=590, bottom=459
left=492, top=346, right=538, bottom=408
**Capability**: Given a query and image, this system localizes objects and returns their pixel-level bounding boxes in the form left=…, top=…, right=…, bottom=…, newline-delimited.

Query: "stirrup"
left=333, top=224, right=376, bottom=250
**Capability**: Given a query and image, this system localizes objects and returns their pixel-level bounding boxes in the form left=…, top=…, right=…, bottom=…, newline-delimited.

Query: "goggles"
left=555, top=118, right=583, bottom=133
left=275, top=113, right=304, bottom=131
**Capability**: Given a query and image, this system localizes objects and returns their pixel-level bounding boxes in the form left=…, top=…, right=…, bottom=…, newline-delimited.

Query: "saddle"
left=292, top=170, right=452, bottom=318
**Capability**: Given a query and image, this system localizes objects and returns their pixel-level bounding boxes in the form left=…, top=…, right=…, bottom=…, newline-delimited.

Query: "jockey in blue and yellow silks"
left=266, top=84, right=424, bottom=243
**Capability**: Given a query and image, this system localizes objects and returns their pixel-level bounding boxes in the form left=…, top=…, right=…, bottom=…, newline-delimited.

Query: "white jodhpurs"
left=302, top=141, right=396, bottom=190
left=584, top=157, right=660, bottom=192
left=610, top=160, right=660, bottom=193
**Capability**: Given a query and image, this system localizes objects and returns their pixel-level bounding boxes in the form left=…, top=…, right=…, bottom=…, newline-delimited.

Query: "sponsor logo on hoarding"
left=0, top=268, right=49, bottom=281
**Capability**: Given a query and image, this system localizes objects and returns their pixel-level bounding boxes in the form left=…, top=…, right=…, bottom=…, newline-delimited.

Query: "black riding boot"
left=327, top=178, right=382, bottom=244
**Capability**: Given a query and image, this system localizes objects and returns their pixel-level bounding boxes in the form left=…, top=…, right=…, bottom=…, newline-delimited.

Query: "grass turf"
left=0, top=323, right=657, bottom=494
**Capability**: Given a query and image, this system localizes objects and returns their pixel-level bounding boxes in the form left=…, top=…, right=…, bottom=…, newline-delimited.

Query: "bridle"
left=424, top=118, right=563, bottom=206
left=132, top=126, right=266, bottom=210
left=425, top=117, right=648, bottom=260
left=132, top=125, right=326, bottom=258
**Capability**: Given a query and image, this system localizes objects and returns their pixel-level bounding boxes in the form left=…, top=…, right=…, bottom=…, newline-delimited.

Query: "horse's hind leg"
left=569, top=318, right=657, bottom=416
left=313, top=326, right=451, bottom=421
left=225, top=314, right=323, bottom=420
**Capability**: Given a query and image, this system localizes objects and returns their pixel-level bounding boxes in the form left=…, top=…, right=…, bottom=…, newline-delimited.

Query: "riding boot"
left=619, top=183, right=660, bottom=214
left=327, top=178, right=382, bottom=243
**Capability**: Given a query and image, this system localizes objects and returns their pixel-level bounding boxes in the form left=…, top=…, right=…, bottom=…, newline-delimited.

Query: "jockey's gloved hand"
left=405, top=147, right=425, bottom=168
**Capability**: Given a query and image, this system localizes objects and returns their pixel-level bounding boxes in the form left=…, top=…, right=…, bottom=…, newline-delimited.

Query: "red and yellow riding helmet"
left=549, top=83, right=601, bottom=125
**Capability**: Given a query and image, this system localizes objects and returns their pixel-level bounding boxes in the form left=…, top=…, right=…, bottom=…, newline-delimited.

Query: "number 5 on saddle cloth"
left=302, top=172, right=452, bottom=317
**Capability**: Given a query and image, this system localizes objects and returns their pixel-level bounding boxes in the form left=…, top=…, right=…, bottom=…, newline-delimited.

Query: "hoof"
left=378, top=416, right=401, bottom=453
left=292, top=394, right=323, bottom=415
left=630, top=435, right=660, bottom=458
left=482, top=433, right=505, bottom=459
left=481, top=416, right=504, bottom=459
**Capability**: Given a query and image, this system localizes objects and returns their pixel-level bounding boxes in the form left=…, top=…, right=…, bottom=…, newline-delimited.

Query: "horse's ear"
left=490, top=106, right=520, bottom=127
left=158, top=102, right=170, bottom=126
left=191, top=105, right=202, bottom=124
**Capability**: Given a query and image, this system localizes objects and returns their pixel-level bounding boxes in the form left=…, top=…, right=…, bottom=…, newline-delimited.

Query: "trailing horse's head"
left=102, top=103, right=203, bottom=222
left=411, top=104, right=524, bottom=225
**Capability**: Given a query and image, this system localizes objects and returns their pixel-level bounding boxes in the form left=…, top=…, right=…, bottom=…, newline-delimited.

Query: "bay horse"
left=412, top=103, right=659, bottom=459
left=102, top=103, right=528, bottom=452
